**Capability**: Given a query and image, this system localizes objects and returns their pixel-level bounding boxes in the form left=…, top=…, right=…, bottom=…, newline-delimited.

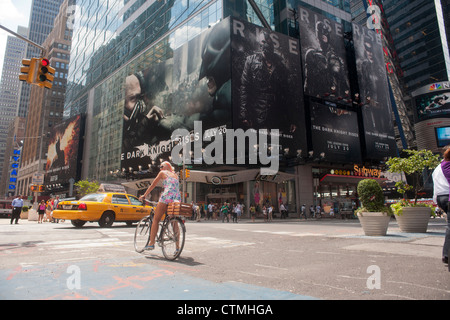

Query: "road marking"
left=187, top=234, right=254, bottom=248
left=254, top=263, right=289, bottom=271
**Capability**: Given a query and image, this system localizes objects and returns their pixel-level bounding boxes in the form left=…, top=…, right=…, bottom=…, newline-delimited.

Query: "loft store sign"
left=206, top=172, right=280, bottom=185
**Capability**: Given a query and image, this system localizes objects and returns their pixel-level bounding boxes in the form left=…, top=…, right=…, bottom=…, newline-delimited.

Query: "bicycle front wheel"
left=160, top=217, right=185, bottom=260
left=134, top=216, right=151, bottom=253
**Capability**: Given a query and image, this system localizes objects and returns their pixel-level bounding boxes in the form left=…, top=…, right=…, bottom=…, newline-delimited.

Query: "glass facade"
left=65, top=0, right=222, bottom=118
left=68, top=0, right=223, bottom=181
left=383, top=0, right=449, bottom=92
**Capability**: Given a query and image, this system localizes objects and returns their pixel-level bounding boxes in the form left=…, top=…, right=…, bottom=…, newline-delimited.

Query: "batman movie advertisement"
left=45, top=114, right=83, bottom=184
left=309, top=100, right=361, bottom=163
left=298, top=6, right=351, bottom=103
left=352, top=23, right=396, bottom=159
left=122, top=18, right=232, bottom=171
left=231, top=18, right=307, bottom=159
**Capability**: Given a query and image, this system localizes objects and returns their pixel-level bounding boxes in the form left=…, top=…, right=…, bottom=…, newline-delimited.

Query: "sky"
left=0, top=0, right=32, bottom=80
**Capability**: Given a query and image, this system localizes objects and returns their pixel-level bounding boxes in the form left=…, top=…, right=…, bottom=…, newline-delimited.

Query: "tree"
left=74, top=180, right=100, bottom=198
left=386, top=149, right=441, bottom=204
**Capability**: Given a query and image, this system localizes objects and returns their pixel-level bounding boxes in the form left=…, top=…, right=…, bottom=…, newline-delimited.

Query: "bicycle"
left=134, top=202, right=192, bottom=261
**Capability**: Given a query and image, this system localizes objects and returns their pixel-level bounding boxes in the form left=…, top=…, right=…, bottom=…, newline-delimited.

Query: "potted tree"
left=386, top=149, right=440, bottom=233
left=356, top=179, right=392, bottom=236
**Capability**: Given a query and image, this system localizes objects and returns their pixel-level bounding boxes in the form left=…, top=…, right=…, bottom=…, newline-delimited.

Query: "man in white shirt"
left=432, top=162, right=449, bottom=264
left=11, top=195, right=24, bottom=224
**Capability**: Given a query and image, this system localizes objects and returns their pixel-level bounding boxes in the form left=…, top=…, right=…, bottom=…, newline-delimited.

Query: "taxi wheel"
left=71, top=220, right=86, bottom=228
left=99, top=211, right=115, bottom=228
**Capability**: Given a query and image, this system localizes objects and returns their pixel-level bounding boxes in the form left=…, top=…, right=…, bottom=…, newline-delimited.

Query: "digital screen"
left=435, top=127, right=450, bottom=148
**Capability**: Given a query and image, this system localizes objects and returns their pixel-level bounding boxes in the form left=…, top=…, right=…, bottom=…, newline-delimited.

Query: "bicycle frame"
left=134, top=208, right=186, bottom=260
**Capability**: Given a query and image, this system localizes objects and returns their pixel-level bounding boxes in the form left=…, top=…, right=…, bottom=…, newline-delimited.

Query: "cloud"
left=0, top=0, right=27, bottom=25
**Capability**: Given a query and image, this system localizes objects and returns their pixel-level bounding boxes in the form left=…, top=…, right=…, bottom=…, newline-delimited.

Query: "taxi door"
left=127, top=195, right=151, bottom=220
left=111, top=194, right=131, bottom=220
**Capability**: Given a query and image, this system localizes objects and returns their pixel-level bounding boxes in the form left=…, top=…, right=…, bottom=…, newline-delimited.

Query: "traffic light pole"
left=0, top=24, right=46, bottom=56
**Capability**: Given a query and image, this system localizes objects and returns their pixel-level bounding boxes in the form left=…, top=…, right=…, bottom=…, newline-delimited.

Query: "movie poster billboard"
left=310, top=100, right=361, bottom=163
left=415, top=90, right=450, bottom=121
left=298, top=6, right=351, bottom=102
left=231, top=18, right=307, bottom=159
left=122, top=18, right=232, bottom=171
left=45, top=114, right=83, bottom=184
left=352, top=23, right=396, bottom=159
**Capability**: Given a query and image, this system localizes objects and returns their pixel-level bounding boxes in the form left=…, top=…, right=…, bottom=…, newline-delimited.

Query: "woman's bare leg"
left=148, top=202, right=167, bottom=246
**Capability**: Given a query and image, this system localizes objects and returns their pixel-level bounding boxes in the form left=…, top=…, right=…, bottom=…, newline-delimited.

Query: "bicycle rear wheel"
left=134, top=216, right=151, bottom=253
left=160, top=217, right=185, bottom=260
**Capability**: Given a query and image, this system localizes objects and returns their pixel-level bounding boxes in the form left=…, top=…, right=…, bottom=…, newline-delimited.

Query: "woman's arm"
left=140, top=171, right=164, bottom=199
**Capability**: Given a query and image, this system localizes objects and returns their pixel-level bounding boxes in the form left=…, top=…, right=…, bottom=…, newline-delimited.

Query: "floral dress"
left=159, top=173, right=181, bottom=204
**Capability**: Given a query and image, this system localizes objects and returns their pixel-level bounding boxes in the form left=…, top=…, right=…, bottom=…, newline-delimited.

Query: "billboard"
left=45, top=114, right=83, bottom=184
left=122, top=18, right=232, bottom=170
left=298, top=6, right=350, bottom=102
left=122, top=17, right=307, bottom=172
left=309, top=100, right=361, bottom=163
left=231, top=18, right=307, bottom=158
left=415, top=91, right=450, bottom=121
left=352, top=23, right=396, bottom=159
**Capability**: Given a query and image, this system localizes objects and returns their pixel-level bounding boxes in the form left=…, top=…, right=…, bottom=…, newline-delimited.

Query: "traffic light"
left=185, top=169, right=190, bottom=178
left=35, top=58, right=55, bottom=89
left=19, top=58, right=38, bottom=84
left=38, top=185, right=45, bottom=192
left=30, top=185, right=38, bottom=192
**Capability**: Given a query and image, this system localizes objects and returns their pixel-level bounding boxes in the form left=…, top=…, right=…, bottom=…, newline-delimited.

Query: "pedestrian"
left=435, top=148, right=450, bottom=264
left=250, top=204, right=256, bottom=222
left=196, top=204, right=201, bottom=222
left=280, top=203, right=287, bottom=219
left=231, top=203, right=238, bottom=223
left=10, top=194, right=23, bottom=224
left=53, top=196, right=60, bottom=223
left=301, top=204, right=307, bottom=219
left=207, top=202, right=213, bottom=220
left=213, top=203, right=218, bottom=220
left=309, top=205, right=314, bottom=219
left=200, top=204, right=205, bottom=220
left=46, top=198, right=53, bottom=222
left=37, top=200, right=46, bottom=223
left=221, top=202, right=229, bottom=223
left=267, top=204, right=273, bottom=222
left=316, top=205, right=321, bottom=219
left=262, top=205, right=267, bottom=222
left=235, top=202, right=242, bottom=222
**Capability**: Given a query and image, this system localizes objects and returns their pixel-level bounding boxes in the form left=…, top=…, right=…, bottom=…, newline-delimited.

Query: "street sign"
left=32, top=172, right=44, bottom=185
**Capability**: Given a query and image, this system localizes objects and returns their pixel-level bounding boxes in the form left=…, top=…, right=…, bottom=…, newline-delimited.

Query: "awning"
left=319, top=174, right=388, bottom=185
left=122, top=169, right=296, bottom=190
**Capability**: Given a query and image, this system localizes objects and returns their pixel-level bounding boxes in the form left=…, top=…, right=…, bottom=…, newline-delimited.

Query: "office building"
left=17, top=0, right=65, bottom=120
left=0, top=27, right=28, bottom=190
left=58, top=0, right=414, bottom=214
left=380, top=0, right=450, bottom=153
left=17, top=0, right=72, bottom=198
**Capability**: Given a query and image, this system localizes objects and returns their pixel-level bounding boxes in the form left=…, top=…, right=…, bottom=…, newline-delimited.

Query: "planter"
left=27, top=209, right=38, bottom=221
left=395, top=206, right=430, bottom=233
left=20, top=210, right=28, bottom=220
left=357, top=211, right=391, bottom=236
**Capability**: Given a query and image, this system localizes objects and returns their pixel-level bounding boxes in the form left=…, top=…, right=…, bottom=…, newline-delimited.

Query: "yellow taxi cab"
left=52, top=193, right=154, bottom=228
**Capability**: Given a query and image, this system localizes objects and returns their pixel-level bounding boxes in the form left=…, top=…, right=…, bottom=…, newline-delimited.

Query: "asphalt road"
left=0, top=216, right=449, bottom=302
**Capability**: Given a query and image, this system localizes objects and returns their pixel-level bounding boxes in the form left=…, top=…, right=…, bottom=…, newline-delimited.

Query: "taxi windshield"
left=80, top=194, right=107, bottom=202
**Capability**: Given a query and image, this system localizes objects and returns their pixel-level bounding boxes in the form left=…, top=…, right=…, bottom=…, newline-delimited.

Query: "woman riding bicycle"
left=139, top=161, right=181, bottom=250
